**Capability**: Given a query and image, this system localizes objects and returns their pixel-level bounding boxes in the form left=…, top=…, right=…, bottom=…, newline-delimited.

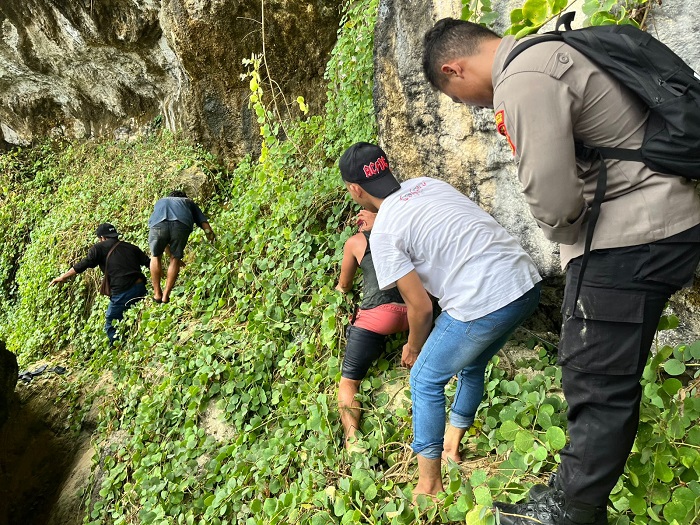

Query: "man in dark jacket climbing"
left=51, top=223, right=150, bottom=344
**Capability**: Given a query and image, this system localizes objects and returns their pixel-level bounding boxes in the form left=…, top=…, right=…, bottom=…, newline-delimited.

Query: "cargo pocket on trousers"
left=558, top=286, right=644, bottom=375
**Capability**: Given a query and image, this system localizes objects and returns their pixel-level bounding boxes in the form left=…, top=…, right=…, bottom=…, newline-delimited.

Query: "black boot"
left=494, top=487, right=564, bottom=525
left=528, top=473, right=558, bottom=502
left=493, top=487, right=608, bottom=525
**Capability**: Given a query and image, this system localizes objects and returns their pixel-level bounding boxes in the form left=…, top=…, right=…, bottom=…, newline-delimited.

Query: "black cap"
left=95, top=223, right=119, bottom=238
left=339, top=142, right=401, bottom=198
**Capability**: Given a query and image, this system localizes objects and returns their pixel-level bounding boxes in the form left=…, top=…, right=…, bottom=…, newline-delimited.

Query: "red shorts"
left=353, top=303, right=409, bottom=335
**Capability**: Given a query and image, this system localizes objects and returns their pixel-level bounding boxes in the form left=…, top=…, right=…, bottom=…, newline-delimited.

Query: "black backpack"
left=503, top=12, right=700, bottom=316
left=504, top=12, right=700, bottom=179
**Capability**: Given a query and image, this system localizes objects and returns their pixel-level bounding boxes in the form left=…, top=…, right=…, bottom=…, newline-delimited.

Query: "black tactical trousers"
left=556, top=224, right=700, bottom=508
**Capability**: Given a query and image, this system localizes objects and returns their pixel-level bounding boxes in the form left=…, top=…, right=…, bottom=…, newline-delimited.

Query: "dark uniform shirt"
left=72, top=238, right=150, bottom=295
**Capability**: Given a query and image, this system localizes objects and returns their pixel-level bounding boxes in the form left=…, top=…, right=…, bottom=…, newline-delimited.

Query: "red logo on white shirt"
left=399, top=181, right=427, bottom=201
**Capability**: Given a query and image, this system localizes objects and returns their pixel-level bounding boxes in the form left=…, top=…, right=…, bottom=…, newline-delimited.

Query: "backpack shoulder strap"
left=104, top=241, right=122, bottom=278
left=503, top=33, right=564, bottom=71
left=570, top=152, right=607, bottom=319
left=361, top=231, right=371, bottom=258
left=502, top=12, right=576, bottom=71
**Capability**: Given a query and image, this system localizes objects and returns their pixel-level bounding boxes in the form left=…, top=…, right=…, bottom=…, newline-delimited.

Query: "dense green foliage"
left=0, top=0, right=698, bottom=524
left=0, top=137, right=216, bottom=359
left=462, top=0, right=655, bottom=36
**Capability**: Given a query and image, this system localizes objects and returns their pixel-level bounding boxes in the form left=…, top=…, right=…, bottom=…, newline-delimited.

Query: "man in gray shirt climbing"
left=148, top=190, right=216, bottom=303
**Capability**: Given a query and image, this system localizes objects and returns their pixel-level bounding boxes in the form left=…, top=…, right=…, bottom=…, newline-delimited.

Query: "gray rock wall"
left=374, top=0, right=700, bottom=339
left=0, top=0, right=340, bottom=159
left=647, top=2, right=700, bottom=72
left=374, top=0, right=560, bottom=275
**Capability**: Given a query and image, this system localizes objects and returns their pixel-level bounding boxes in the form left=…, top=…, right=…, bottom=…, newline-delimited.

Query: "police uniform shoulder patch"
left=495, top=109, right=516, bottom=155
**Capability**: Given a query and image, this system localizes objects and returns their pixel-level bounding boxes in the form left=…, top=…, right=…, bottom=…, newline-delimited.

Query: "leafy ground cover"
left=0, top=0, right=698, bottom=523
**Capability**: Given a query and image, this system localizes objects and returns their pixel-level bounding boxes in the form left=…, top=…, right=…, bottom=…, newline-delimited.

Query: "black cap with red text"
left=339, top=142, right=401, bottom=198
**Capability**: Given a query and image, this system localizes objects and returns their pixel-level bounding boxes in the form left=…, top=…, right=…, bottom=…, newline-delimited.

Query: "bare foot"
left=442, top=424, right=468, bottom=464
left=412, top=488, right=440, bottom=506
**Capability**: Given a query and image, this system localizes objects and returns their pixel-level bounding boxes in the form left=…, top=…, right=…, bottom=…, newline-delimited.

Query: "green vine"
left=462, top=0, right=656, bottom=37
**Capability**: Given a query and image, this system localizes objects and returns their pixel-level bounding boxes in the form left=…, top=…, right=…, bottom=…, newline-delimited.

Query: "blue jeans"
left=410, top=283, right=541, bottom=459
left=105, top=282, right=147, bottom=343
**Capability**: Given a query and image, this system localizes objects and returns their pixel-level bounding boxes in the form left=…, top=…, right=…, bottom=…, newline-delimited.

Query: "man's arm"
left=50, top=267, right=77, bottom=286
left=52, top=245, right=100, bottom=285
left=189, top=200, right=212, bottom=235
left=138, top=247, right=151, bottom=267
left=396, top=270, right=434, bottom=367
left=336, top=234, right=363, bottom=292
left=200, top=221, right=215, bottom=243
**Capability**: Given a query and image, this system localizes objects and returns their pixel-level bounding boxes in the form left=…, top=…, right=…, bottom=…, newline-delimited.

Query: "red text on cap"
left=363, top=156, right=389, bottom=178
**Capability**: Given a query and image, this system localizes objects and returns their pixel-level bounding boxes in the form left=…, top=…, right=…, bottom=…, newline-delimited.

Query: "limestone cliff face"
left=374, top=0, right=561, bottom=276
left=0, top=0, right=340, bottom=158
left=374, top=0, right=700, bottom=338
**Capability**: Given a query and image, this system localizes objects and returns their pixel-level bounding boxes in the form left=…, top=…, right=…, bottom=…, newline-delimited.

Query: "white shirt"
left=370, top=177, right=541, bottom=322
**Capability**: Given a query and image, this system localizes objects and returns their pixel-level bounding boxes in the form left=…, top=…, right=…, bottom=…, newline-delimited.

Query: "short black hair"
left=423, top=18, right=500, bottom=89
left=168, top=190, right=187, bottom=198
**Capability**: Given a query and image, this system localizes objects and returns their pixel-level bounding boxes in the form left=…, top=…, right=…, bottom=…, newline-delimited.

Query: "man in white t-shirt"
left=339, top=142, right=542, bottom=497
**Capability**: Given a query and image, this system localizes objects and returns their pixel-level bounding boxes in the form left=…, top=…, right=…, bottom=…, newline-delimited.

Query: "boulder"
left=374, top=0, right=560, bottom=277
